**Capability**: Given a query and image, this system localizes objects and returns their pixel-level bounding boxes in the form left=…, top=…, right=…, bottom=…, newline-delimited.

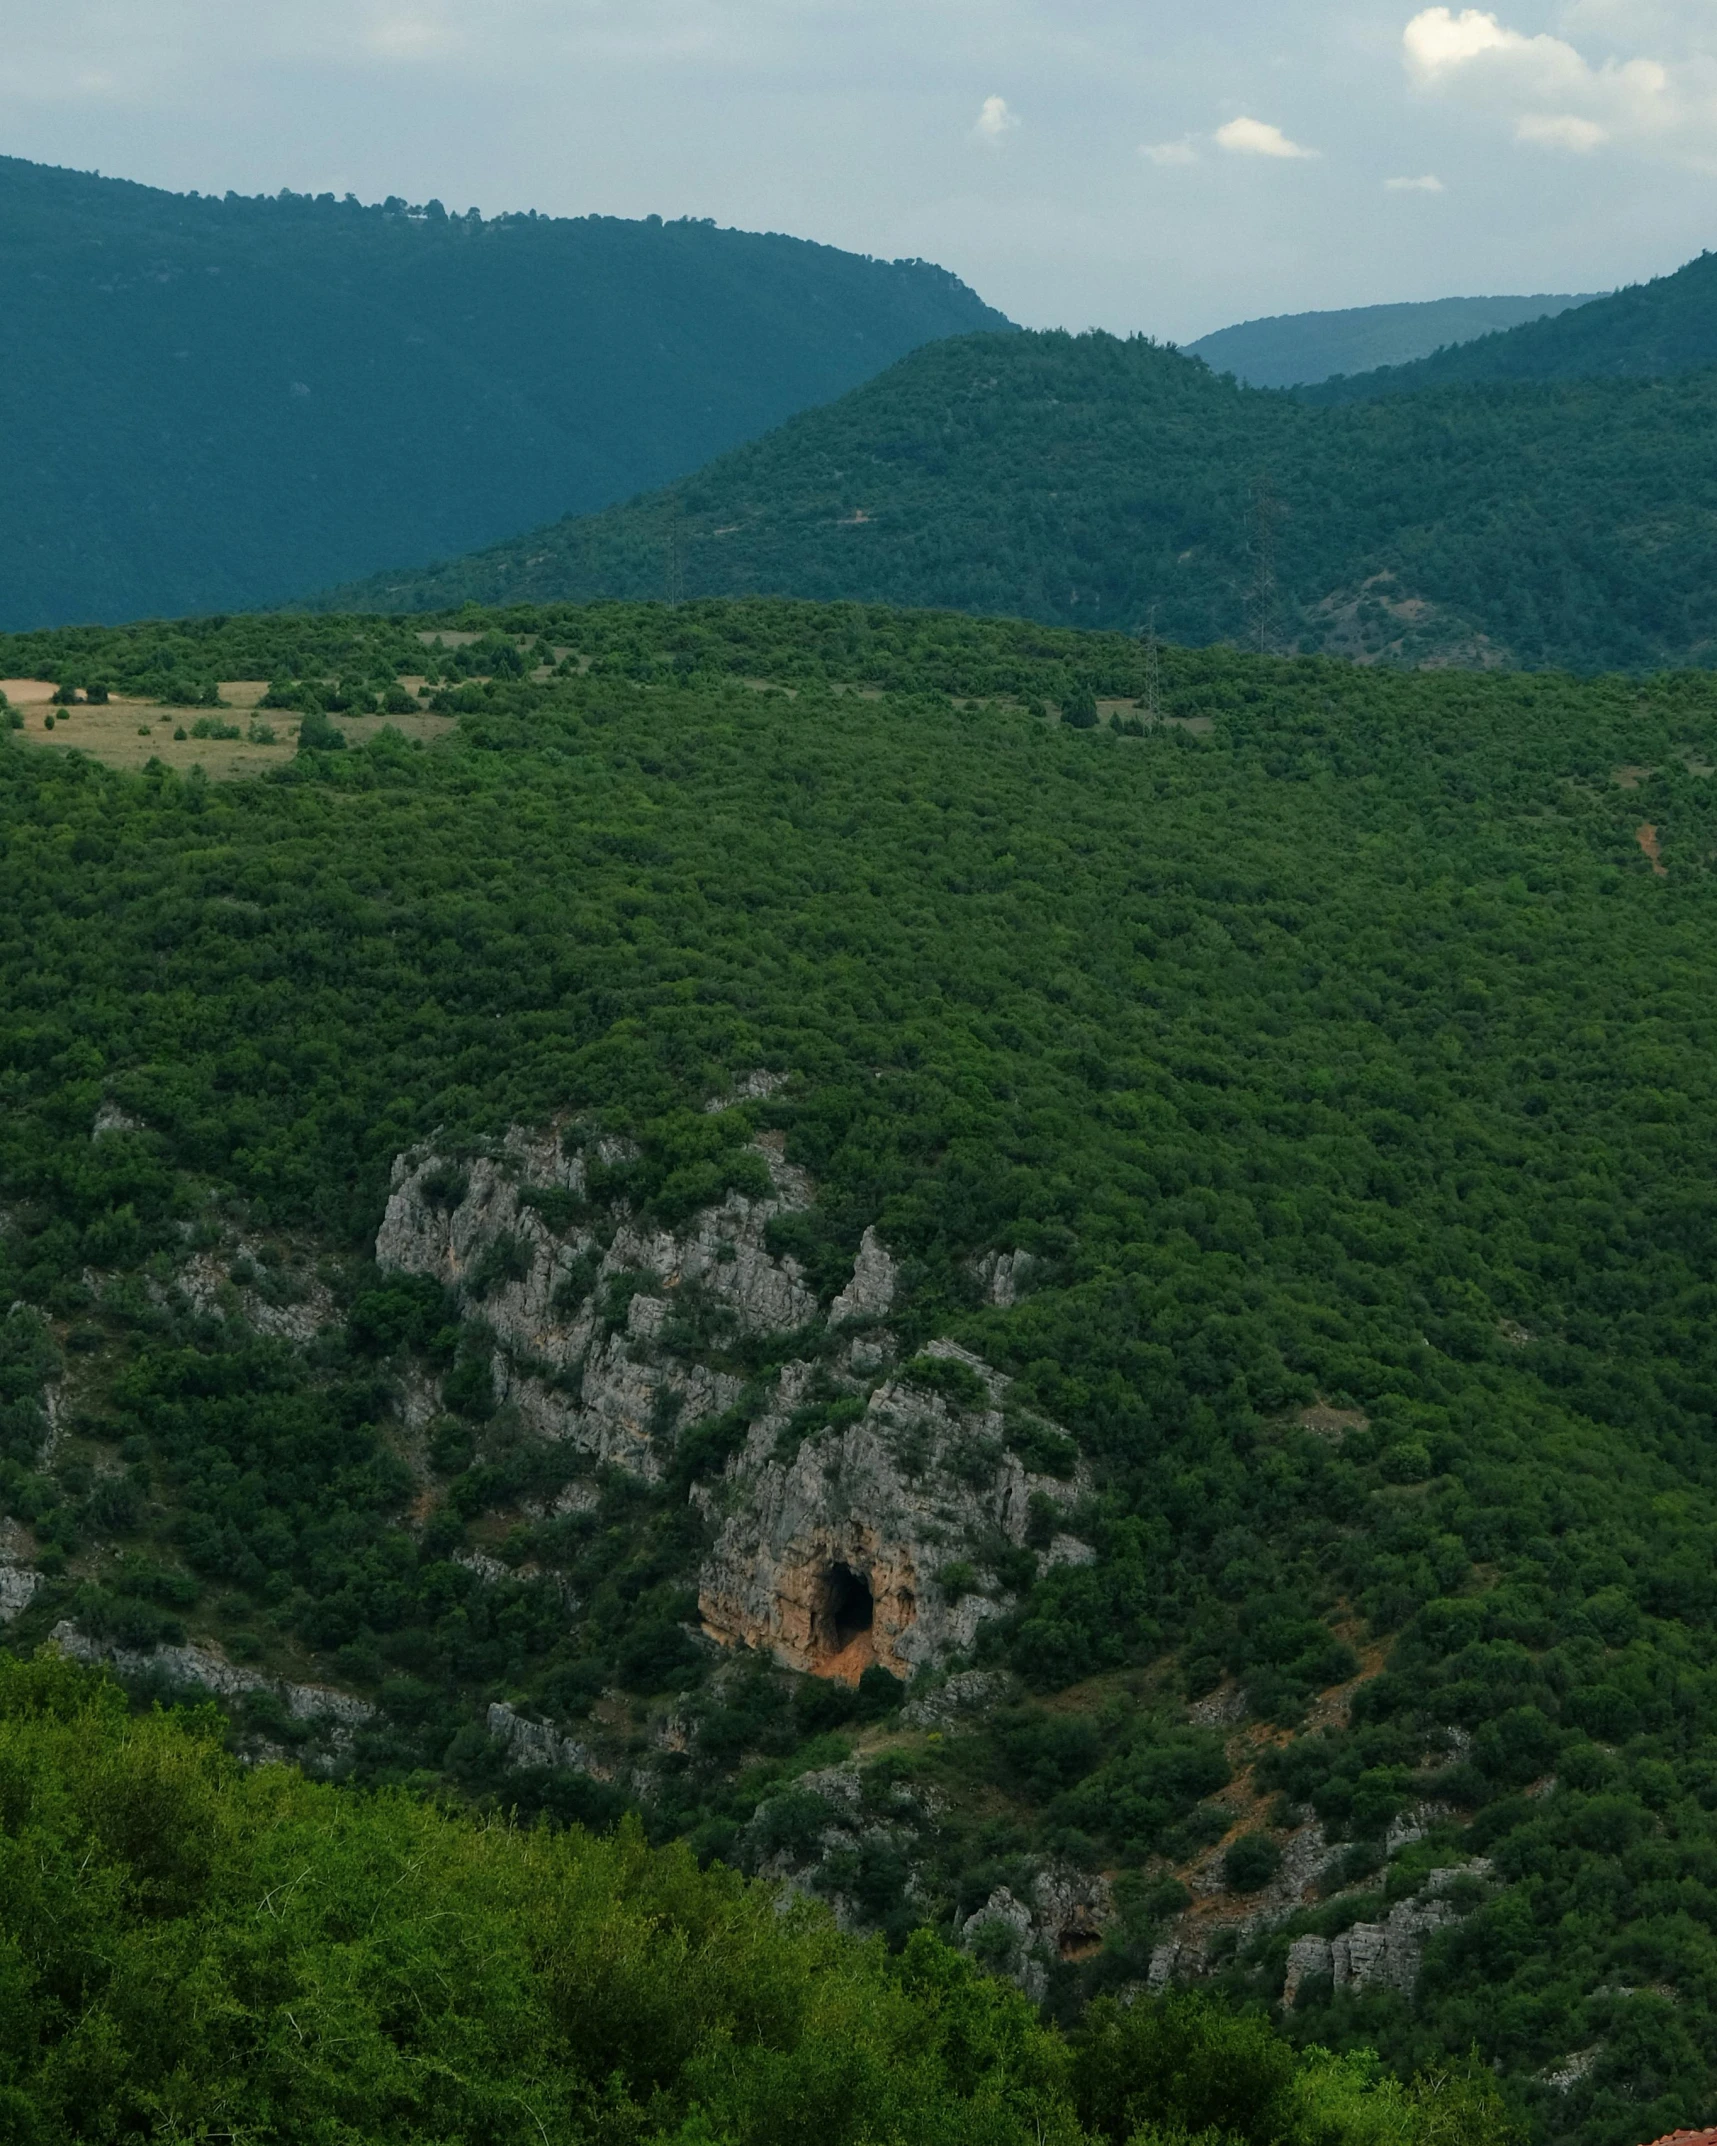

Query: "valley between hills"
left=14, top=143, right=1717, bottom=2146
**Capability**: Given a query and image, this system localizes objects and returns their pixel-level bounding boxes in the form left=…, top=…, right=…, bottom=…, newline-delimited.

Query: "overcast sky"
left=3, top=0, right=1715, bottom=340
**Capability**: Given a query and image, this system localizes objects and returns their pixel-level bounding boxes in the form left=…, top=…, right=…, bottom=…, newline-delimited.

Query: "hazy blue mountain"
left=1185, top=291, right=1602, bottom=388
left=0, top=156, right=1011, bottom=628
left=1305, top=248, right=1717, bottom=401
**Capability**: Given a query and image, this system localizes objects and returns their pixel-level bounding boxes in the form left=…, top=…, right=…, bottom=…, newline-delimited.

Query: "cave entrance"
left=825, top=1563, right=874, bottom=1652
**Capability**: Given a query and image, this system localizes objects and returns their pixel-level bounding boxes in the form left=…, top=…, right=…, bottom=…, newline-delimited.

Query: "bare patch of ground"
left=1298, top=1402, right=1369, bottom=1442
left=1098, top=699, right=1214, bottom=736
left=1612, top=765, right=1654, bottom=789
left=6, top=678, right=455, bottom=781
left=1637, top=823, right=1668, bottom=876
left=1310, top=576, right=1509, bottom=670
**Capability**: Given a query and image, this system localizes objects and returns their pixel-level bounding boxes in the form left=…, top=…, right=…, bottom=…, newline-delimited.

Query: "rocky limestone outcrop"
left=698, top=1341, right=1086, bottom=1683
left=958, top=1863, right=1115, bottom=2000
left=378, top=1123, right=1089, bottom=1684
left=0, top=1565, right=40, bottom=1625
left=487, top=1699, right=610, bottom=1779
left=901, top=1667, right=1021, bottom=1732
left=746, top=1759, right=936, bottom=1932
left=1189, top=1817, right=1346, bottom=1906
left=1280, top=1862, right=1492, bottom=2003
left=92, top=1101, right=147, bottom=1138
left=50, top=1622, right=374, bottom=1753
left=972, top=1249, right=1038, bottom=1309
left=0, top=1520, right=39, bottom=1626
left=829, top=1226, right=897, bottom=1324
left=177, top=1240, right=335, bottom=1346
left=377, top=1125, right=820, bottom=1480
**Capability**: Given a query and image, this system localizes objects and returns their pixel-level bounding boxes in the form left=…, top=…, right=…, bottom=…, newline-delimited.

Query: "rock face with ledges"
left=50, top=1621, right=373, bottom=1760
left=378, top=1124, right=1091, bottom=1679
left=698, top=1341, right=1086, bottom=1682
left=828, top=1226, right=898, bottom=1324
left=1281, top=1864, right=1492, bottom=2003
left=377, top=1125, right=818, bottom=1481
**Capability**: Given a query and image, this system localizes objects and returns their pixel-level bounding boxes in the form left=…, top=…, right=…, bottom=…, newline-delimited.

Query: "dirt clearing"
left=5, top=680, right=455, bottom=780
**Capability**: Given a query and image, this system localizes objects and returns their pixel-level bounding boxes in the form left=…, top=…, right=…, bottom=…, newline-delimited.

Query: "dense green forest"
left=1184, top=293, right=1599, bottom=391
left=324, top=328, right=1717, bottom=673
left=0, top=156, right=1008, bottom=629
left=7, top=597, right=1717, bottom=2144
left=1304, top=251, right=1717, bottom=403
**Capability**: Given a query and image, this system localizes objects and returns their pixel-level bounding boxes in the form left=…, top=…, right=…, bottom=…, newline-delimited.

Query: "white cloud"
left=1385, top=172, right=1445, bottom=189
left=1214, top=115, right=1318, bottom=158
left=1402, top=5, right=1715, bottom=163
left=1515, top=111, right=1606, bottom=149
left=1140, top=137, right=1198, bottom=165
left=1403, top=6, right=1522, bottom=76
left=971, top=94, right=1020, bottom=144
left=364, top=18, right=462, bottom=60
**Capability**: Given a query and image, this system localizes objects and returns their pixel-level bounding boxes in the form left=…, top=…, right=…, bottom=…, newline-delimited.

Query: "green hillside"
left=5, top=598, right=1717, bottom=2143
left=321, top=329, right=1717, bottom=672
left=1306, top=251, right=1717, bottom=402
left=1185, top=293, right=1601, bottom=390
left=0, top=1649, right=1515, bottom=2146
left=0, top=156, right=1009, bottom=629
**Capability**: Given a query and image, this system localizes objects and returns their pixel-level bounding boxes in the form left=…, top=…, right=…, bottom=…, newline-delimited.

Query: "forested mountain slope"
left=0, top=156, right=1009, bottom=629
left=1305, top=248, right=1717, bottom=402
left=1185, top=292, right=1600, bottom=389
left=0, top=1653, right=1515, bottom=2146
left=6, top=598, right=1717, bottom=2144
left=324, top=329, right=1717, bottom=672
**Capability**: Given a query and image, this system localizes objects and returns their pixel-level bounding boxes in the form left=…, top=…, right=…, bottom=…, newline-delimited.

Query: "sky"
left=2, top=1, right=1715, bottom=341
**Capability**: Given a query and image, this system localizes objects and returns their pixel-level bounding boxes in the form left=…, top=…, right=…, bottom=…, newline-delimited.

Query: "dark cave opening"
left=826, top=1562, right=874, bottom=1651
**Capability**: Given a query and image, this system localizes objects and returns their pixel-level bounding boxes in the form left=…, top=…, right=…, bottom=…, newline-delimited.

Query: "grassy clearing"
left=3, top=678, right=455, bottom=780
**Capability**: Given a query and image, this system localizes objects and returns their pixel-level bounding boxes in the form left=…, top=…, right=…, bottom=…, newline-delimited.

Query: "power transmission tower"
left=1140, top=603, right=1162, bottom=723
left=1245, top=474, right=1281, bottom=656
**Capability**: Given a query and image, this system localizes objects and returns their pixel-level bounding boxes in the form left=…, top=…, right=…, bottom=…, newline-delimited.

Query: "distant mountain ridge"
left=1185, top=292, right=1603, bottom=389
left=0, top=155, right=1011, bottom=628
left=1304, top=247, right=1717, bottom=401
left=321, top=317, right=1717, bottom=673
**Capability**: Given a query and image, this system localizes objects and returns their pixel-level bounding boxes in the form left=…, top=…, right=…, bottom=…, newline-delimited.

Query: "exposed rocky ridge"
left=1279, top=1863, right=1494, bottom=2003
left=698, top=1339, right=1085, bottom=1681
left=175, top=1237, right=336, bottom=1346
left=958, top=1864, right=1115, bottom=2002
left=748, top=1758, right=938, bottom=1931
left=901, top=1666, right=1021, bottom=1731
left=378, top=1125, right=817, bottom=1480
left=379, top=1124, right=1089, bottom=1683
left=0, top=1520, right=41, bottom=1625
left=487, top=1697, right=610, bottom=1781
left=49, top=1621, right=374, bottom=1763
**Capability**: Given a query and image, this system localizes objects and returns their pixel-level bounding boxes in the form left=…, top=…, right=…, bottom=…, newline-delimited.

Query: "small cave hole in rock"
left=825, top=1563, right=874, bottom=1651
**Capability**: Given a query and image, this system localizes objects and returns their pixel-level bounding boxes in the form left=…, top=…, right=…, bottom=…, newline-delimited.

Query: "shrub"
left=904, top=1353, right=990, bottom=1411
left=1222, top=1831, right=1284, bottom=1891
left=296, top=706, right=347, bottom=751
